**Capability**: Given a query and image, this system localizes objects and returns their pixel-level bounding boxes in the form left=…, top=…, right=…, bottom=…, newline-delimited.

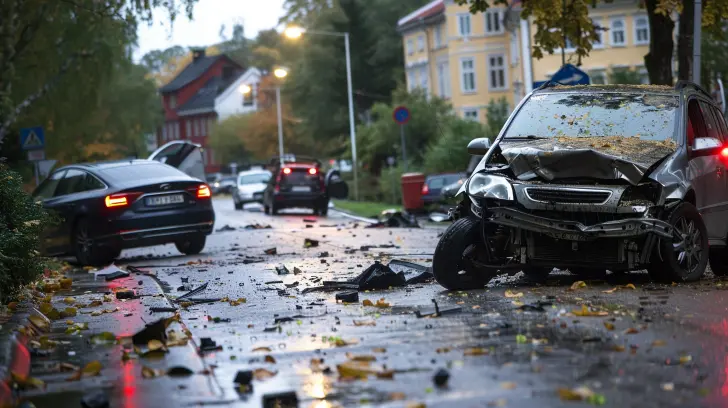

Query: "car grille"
left=532, top=236, right=620, bottom=264
left=525, top=188, right=611, bottom=204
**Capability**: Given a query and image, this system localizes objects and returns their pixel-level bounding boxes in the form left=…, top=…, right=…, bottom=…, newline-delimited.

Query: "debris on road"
left=115, top=289, right=135, bottom=300
left=174, top=282, right=209, bottom=303
left=199, top=337, right=222, bottom=352
left=350, top=261, right=406, bottom=290
left=264, top=247, right=277, bottom=255
left=275, top=265, right=290, bottom=275
left=319, top=251, right=330, bottom=257
left=234, top=369, right=254, bottom=390
left=262, top=391, right=298, bottom=408
left=366, top=210, right=420, bottom=229
left=216, top=225, right=236, bottom=232
left=241, top=255, right=265, bottom=264
left=150, top=307, right=178, bottom=313
left=389, top=259, right=434, bottom=284
left=415, top=299, right=462, bottom=318
left=81, top=390, right=110, bottom=408
left=304, top=238, right=319, bottom=248
left=132, top=318, right=168, bottom=345
left=335, top=291, right=359, bottom=303
left=244, top=223, right=272, bottom=230
left=303, top=218, right=317, bottom=223
left=433, top=368, right=450, bottom=387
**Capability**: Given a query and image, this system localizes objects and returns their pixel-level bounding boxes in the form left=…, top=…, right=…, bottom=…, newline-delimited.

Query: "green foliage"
left=0, top=165, right=54, bottom=301
left=608, top=69, right=644, bottom=85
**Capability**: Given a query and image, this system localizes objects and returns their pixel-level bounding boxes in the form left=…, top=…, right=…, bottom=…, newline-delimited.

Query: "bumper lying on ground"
left=487, top=207, right=673, bottom=241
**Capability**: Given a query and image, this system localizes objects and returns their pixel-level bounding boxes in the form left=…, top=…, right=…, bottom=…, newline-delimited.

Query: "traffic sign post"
left=20, top=126, right=46, bottom=186
left=393, top=106, right=410, bottom=172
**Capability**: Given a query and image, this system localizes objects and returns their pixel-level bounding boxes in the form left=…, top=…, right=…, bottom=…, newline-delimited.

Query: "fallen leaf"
left=572, top=305, right=608, bottom=317
left=602, top=288, right=617, bottom=294
left=60, top=278, right=73, bottom=289
left=362, top=299, right=374, bottom=306
left=624, top=283, right=636, bottom=290
left=372, top=347, right=387, bottom=353
left=252, top=346, right=272, bottom=352
left=63, top=297, right=76, bottom=305
left=142, top=365, right=164, bottom=379
left=516, top=334, right=528, bottom=344
left=334, top=338, right=359, bottom=347
left=60, top=307, right=77, bottom=318
left=90, top=332, right=116, bottom=345
left=376, top=370, right=395, bottom=379
left=10, top=372, right=45, bottom=389
left=253, top=368, right=277, bottom=381
left=346, top=353, right=376, bottom=362
left=612, top=345, right=626, bottom=352
left=148, top=339, right=167, bottom=351
left=504, top=290, right=523, bottom=298
left=82, top=360, right=103, bottom=376
left=264, top=355, right=276, bottom=364
left=501, top=382, right=517, bottom=390
left=337, top=360, right=373, bottom=379
left=652, top=340, right=667, bottom=347
left=390, top=392, right=407, bottom=401
left=7, top=302, right=18, bottom=311
left=28, top=314, right=50, bottom=332
left=353, top=320, right=376, bottom=326
left=603, top=322, right=615, bottom=331
left=624, top=328, right=639, bottom=334
left=87, top=300, right=103, bottom=307
left=679, top=355, right=692, bottom=364
left=436, top=347, right=450, bottom=353
left=59, top=362, right=79, bottom=372
left=66, top=370, right=82, bottom=382
left=464, top=347, right=489, bottom=356
left=569, top=281, right=587, bottom=291
left=406, top=403, right=426, bottom=408
left=472, top=305, right=481, bottom=309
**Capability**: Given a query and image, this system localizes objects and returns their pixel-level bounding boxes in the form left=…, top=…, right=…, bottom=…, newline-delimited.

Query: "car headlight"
left=466, top=174, right=514, bottom=201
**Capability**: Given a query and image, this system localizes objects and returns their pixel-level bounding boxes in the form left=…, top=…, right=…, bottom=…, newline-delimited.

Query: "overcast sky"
left=133, top=0, right=285, bottom=61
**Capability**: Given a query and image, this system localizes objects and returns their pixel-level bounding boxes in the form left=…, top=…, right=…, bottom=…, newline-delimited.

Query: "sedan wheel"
left=74, top=219, right=117, bottom=266
left=649, top=202, right=708, bottom=282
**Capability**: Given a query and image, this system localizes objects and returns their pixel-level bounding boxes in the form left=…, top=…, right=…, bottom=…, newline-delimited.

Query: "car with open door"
left=433, top=81, right=728, bottom=290
left=262, top=155, right=348, bottom=216
left=33, top=159, right=215, bottom=266
left=148, top=141, right=206, bottom=181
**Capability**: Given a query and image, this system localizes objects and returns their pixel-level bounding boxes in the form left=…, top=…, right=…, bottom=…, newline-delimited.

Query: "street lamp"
left=283, top=25, right=359, bottom=201
left=240, top=67, right=289, bottom=161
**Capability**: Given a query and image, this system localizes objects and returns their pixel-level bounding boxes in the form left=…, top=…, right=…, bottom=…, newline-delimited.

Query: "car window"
left=709, top=105, right=728, bottom=140
left=687, top=99, right=708, bottom=143
left=33, top=170, right=66, bottom=200
left=100, top=163, right=187, bottom=181
left=698, top=100, right=721, bottom=141
left=78, top=173, right=106, bottom=192
left=428, top=177, right=446, bottom=189
left=54, top=169, right=87, bottom=196
left=239, top=173, right=271, bottom=185
left=504, top=92, right=679, bottom=141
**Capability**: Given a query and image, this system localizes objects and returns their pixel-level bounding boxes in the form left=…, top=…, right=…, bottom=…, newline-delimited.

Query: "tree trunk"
left=644, top=0, right=676, bottom=85
left=677, top=0, right=694, bottom=81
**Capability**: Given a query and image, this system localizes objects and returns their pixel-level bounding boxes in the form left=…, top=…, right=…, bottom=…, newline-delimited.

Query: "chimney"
left=192, top=47, right=206, bottom=62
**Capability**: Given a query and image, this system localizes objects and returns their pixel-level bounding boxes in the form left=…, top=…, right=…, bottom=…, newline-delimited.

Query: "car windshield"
left=239, top=173, right=270, bottom=185
left=504, top=91, right=680, bottom=141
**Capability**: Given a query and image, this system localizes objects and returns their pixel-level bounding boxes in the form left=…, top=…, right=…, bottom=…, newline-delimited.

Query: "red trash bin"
left=401, top=172, right=425, bottom=211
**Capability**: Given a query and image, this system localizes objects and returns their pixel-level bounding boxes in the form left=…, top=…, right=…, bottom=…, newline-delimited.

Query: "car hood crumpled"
left=500, top=136, right=678, bottom=185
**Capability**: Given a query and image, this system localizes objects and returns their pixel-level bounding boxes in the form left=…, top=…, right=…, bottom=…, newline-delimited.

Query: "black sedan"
left=32, top=159, right=215, bottom=266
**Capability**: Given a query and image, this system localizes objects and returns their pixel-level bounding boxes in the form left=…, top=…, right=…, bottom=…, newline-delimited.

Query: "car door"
left=689, top=99, right=726, bottom=240
left=703, top=102, right=728, bottom=242
left=42, top=169, right=93, bottom=251
left=148, top=141, right=205, bottom=181
left=32, top=170, right=66, bottom=255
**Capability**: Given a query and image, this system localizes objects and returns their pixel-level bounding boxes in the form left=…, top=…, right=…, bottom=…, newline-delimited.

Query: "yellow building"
left=397, top=0, right=668, bottom=122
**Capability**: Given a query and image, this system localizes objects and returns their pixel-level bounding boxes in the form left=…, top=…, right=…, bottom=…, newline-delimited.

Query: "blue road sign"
left=533, top=63, right=590, bottom=89
left=393, top=106, right=410, bottom=125
left=20, top=127, right=45, bottom=150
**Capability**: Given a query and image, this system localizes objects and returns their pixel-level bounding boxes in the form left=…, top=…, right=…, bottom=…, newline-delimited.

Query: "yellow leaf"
left=572, top=305, right=608, bottom=317
left=651, top=340, right=667, bottom=347
left=624, top=328, right=639, bottom=334
left=66, top=370, right=82, bottom=382
left=60, top=278, right=73, bottom=289
left=148, top=339, right=167, bottom=351
left=501, top=382, right=517, bottom=390
left=603, top=322, right=615, bottom=331
left=337, top=360, right=373, bottom=379
left=142, top=365, right=163, bottom=378
left=504, top=290, right=523, bottom=298
left=353, top=320, right=376, bottom=326
left=569, top=281, right=587, bottom=291
left=335, top=338, right=358, bottom=347
left=61, top=307, right=77, bottom=318
left=63, top=297, right=76, bottom=305
left=624, top=283, right=636, bottom=289
left=10, top=372, right=45, bottom=389
left=264, top=355, right=276, bottom=364
left=612, top=345, right=626, bottom=352
left=346, top=353, right=376, bottom=362
left=253, top=368, right=277, bottom=381
left=82, top=360, right=103, bottom=376
left=373, top=347, right=387, bottom=353
left=28, top=314, right=50, bottom=332
left=362, top=299, right=374, bottom=306
left=252, top=346, right=272, bottom=352
left=602, top=288, right=617, bottom=294
left=464, top=347, right=490, bottom=356
left=679, top=355, right=692, bottom=364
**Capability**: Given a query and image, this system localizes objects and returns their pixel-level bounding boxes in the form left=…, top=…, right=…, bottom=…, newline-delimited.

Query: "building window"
left=419, top=66, right=429, bottom=92
left=610, top=17, right=626, bottom=46
left=592, top=18, right=604, bottom=48
left=460, top=58, right=476, bottom=93
left=201, top=118, right=207, bottom=136
left=185, top=120, right=191, bottom=138
left=208, top=118, right=215, bottom=134
left=634, top=16, right=649, bottom=45
left=484, top=9, right=503, bottom=34
left=463, top=108, right=479, bottom=121
left=162, top=124, right=168, bottom=141
left=488, top=54, right=507, bottom=90
left=434, top=25, right=442, bottom=48
left=243, top=89, right=254, bottom=106
left=406, top=39, right=414, bottom=55
left=169, top=95, right=176, bottom=109
left=417, top=35, right=424, bottom=51
left=437, top=61, right=450, bottom=98
left=457, top=14, right=471, bottom=37
left=173, top=121, right=180, bottom=140
left=194, top=118, right=201, bottom=137
left=407, top=70, right=416, bottom=91
left=589, top=69, right=608, bottom=84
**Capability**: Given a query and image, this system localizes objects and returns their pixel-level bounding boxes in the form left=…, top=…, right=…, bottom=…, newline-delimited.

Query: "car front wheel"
left=432, top=216, right=492, bottom=290
left=648, top=202, right=708, bottom=282
left=175, top=234, right=206, bottom=255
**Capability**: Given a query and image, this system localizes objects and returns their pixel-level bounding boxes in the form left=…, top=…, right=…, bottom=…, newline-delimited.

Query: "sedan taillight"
left=104, top=192, right=141, bottom=208
left=196, top=185, right=211, bottom=198
left=421, top=184, right=430, bottom=195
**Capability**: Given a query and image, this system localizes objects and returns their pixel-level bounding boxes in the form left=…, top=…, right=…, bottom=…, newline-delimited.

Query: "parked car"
left=262, top=156, right=348, bottom=216
left=233, top=170, right=272, bottom=209
left=422, top=173, right=467, bottom=204
left=211, top=176, right=236, bottom=195
left=33, top=160, right=215, bottom=266
left=433, top=81, right=728, bottom=290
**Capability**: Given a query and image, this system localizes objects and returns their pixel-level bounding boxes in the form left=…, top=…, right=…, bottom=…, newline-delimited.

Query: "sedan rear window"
left=239, top=173, right=271, bottom=185
left=100, top=163, right=187, bottom=181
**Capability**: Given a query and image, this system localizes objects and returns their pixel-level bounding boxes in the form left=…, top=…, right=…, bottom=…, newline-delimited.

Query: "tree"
left=609, top=68, right=644, bottom=85
left=0, top=0, right=199, bottom=146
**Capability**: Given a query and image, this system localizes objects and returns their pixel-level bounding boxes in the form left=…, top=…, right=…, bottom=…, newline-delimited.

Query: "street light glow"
left=273, top=68, right=288, bottom=78
left=239, top=84, right=252, bottom=94
left=283, top=26, right=305, bottom=39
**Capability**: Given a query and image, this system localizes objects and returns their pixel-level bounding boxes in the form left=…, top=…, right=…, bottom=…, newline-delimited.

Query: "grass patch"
left=332, top=200, right=401, bottom=218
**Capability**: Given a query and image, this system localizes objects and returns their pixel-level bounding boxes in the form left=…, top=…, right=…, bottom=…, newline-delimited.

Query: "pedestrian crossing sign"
left=20, top=127, right=45, bottom=150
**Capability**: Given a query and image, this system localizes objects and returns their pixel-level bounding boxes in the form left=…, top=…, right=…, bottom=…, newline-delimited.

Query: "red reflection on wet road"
left=122, top=361, right=138, bottom=408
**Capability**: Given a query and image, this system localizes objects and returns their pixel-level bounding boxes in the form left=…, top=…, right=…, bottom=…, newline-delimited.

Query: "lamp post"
left=284, top=26, right=359, bottom=201
left=240, top=67, right=288, bottom=162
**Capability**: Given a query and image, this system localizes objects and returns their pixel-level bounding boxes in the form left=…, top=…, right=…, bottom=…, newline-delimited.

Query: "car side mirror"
left=467, top=138, right=491, bottom=155
left=692, top=137, right=724, bottom=158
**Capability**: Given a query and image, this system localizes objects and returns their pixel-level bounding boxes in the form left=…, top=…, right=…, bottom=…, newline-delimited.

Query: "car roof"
left=533, top=84, right=678, bottom=96
left=55, top=159, right=160, bottom=173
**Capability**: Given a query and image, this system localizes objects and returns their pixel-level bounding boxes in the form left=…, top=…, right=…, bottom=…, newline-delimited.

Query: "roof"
left=176, top=74, right=242, bottom=114
left=159, top=55, right=228, bottom=93
left=397, top=0, right=444, bottom=27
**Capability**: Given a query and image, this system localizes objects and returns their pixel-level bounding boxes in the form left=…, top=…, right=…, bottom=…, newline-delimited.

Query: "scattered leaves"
left=603, top=322, right=615, bottom=331
left=142, top=366, right=164, bottom=379
left=253, top=368, right=277, bottom=381
left=10, top=372, right=45, bottom=390
left=504, top=290, right=523, bottom=298
left=623, top=328, right=639, bottom=334
left=63, top=297, right=76, bottom=305
left=572, top=305, right=608, bottom=317
left=353, top=320, right=376, bottom=326
left=362, top=298, right=391, bottom=308
left=569, top=281, right=587, bottom=291
left=82, top=360, right=103, bottom=376
left=557, top=386, right=606, bottom=404
left=90, top=332, right=116, bottom=345
left=252, top=346, right=272, bottom=352
left=516, top=334, right=528, bottom=344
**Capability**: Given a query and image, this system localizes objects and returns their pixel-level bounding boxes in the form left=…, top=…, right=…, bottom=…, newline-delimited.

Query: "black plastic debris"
left=366, top=210, right=420, bottom=229
left=389, top=259, right=434, bottom=284
left=517, top=301, right=553, bottom=312
left=335, top=291, right=359, bottom=303
left=104, top=271, right=130, bottom=281
left=265, top=280, right=284, bottom=285
left=303, top=218, right=317, bottom=223
left=181, top=277, right=189, bottom=283
left=433, top=368, right=450, bottom=387
left=262, top=391, right=298, bottom=408
left=242, top=256, right=265, bottom=264
left=216, top=225, right=236, bottom=232
left=115, top=289, right=135, bottom=300
left=285, top=282, right=299, bottom=288
left=132, top=319, right=167, bottom=345
left=81, top=390, right=110, bottom=408
left=318, top=251, right=330, bottom=258
left=167, top=366, right=195, bottom=377
left=264, top=248, right=277, bottom=255
left=349, top=261, right=406, bottom=291
left=293, top=267, right=303, bottom=275
left=234, top=370, right=254, bottom=386
left=415, top=300, right=462, bottom=318
left=175, top=282, right=209, bottom=303
left=199, top=337, right=222, bottom=352
left=275, top=265, right=290, bottom=275
left=305, top=224, right=313, bottom=228
left=150, top=307, right=177, bottom=313
left=304, top=238, right=319, bottom=248
left=274, top=317, right=295, bottom=324
left=244, top=224, right=272, bottom=230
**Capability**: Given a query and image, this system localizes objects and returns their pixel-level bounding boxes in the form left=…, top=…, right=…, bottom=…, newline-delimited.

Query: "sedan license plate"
left=292, top=186, right=311, bottom=192
left=146, top=194, right=184, bottom=206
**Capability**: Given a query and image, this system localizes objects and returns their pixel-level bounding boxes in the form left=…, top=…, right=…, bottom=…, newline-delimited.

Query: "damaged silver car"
left=433, top=82, right=728, bottom=289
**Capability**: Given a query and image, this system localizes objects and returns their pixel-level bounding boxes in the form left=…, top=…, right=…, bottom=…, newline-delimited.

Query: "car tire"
left=521, top=267, right=552, bottom=283
left=264, top=205, right=270, bottom=215
left=175, top=234, right=206, bottom=255
left=271, top=203, right=279, bottom=216
left=319, top=206, right=328, bottom=216
left=648, top=202, right=708, bottom=283
left=708, top=248, right=728, bottom=276
left=73, top=218, right=118, bottom=266
left=432, top=216, right=492, bottom=290
left=234, top=201, right=243, bottom=210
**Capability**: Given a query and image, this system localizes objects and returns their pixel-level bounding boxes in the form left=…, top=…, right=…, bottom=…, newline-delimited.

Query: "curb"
left=0, top=310, right=33, bottom=408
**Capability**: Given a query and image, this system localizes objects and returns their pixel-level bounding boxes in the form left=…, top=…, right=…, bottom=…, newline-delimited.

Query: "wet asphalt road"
left=23, top=197, right=728, bottom=407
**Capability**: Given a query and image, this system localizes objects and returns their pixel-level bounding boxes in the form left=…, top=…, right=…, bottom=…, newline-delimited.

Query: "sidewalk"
left=0, top=264, right=220, bottom=408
